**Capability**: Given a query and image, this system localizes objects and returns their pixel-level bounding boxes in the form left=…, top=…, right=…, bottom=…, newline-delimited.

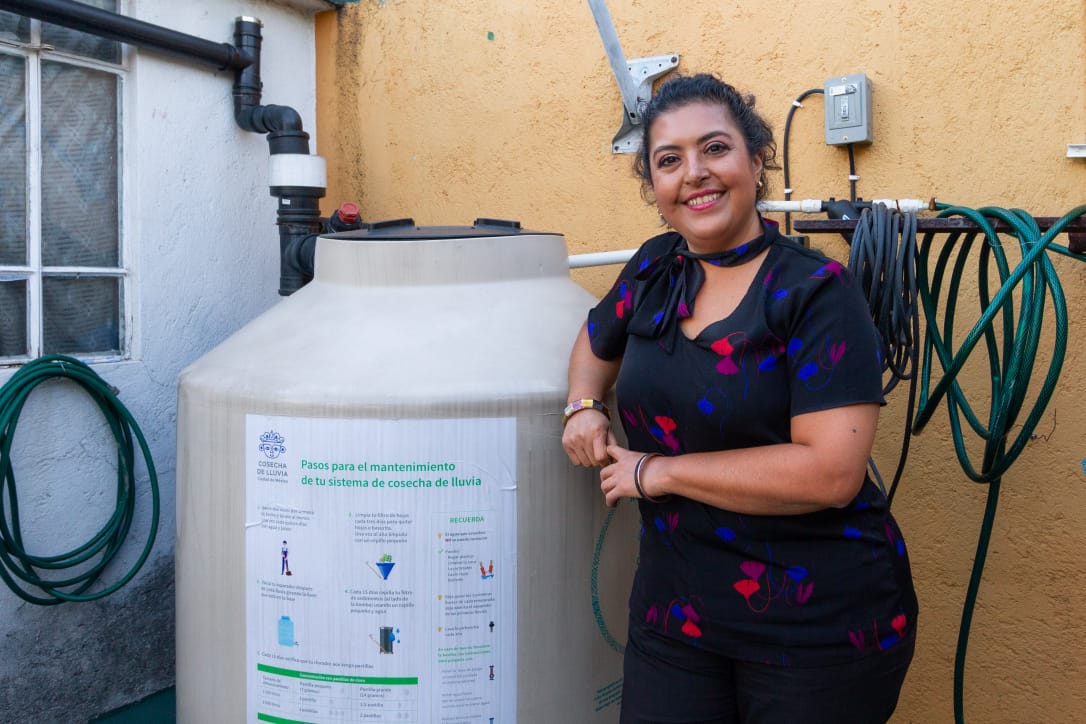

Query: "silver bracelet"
left=632, top=452, right=666, bottom=503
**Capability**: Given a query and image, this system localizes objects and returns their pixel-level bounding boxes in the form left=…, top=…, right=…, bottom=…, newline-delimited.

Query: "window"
left=0, top=1, right=126, bottom=362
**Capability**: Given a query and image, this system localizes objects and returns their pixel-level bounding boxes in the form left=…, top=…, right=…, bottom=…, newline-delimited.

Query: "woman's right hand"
left=562, top=409, right=617, bottom=467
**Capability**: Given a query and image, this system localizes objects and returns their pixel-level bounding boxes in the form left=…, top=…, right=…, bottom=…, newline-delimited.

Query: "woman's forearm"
left=607, top=403, right=879, bottom=514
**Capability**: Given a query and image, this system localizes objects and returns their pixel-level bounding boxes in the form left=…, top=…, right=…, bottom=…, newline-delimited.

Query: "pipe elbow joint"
left=259, top=104, right=304, bottom=133
left=235, top=104, right=310, bottom=154
left=233, top=104, right=258, bottom=133
left=237, top=103, right=304, bottom=134
left=284, top=232, right=319, bottom=279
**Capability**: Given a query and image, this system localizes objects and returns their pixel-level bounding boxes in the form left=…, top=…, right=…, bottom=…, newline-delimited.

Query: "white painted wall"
left=0, top=1, right=330, bottom=720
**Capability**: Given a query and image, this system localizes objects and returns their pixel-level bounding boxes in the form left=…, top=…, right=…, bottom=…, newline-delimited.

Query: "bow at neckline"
left=627, top=223, right=779, bottom=351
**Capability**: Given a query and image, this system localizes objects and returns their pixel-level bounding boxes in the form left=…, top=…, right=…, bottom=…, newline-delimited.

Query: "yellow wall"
left=315, top=2, right=1086, bottom=721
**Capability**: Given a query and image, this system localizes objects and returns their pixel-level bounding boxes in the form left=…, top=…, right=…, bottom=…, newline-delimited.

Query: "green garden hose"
left=912, top=204, right=1086, bottom=723
left=0, top=354, right=160, bottom=605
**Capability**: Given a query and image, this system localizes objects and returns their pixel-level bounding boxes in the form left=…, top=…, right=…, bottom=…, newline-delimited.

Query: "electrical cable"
left=781, top=89, right=863, bottom=234
left=847, top=203, right=920, bottom=505
left=0, top=354, right=160, bottom=605
left=850, top=203, right=920, bottom=395
left=847, top=144, right=858, bottom=202
left=910, top=204, right=1086, bottom=724
left=781, top=88, right=823, bottom=235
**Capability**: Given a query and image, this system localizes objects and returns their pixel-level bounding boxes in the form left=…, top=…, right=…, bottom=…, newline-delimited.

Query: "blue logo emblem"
left=259, top=430, right=286, bottom=459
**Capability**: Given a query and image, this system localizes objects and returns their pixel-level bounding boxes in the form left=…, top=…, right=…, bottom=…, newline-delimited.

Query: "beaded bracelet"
left=562, top=398, right=611, bottom=427
left=632, top=452, right=668, bottom=503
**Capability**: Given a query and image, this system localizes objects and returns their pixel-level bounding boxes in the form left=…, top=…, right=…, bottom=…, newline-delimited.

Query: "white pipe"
left=568, top=250, right=636, bottom=268
left=268, top=153, right=327, bottom=188
left=757, top=198, right=931, bottom=213
left=871, top=198, right=931, bottom=213
left=568, top=198, right=933, bottom=269
left=757, top=199, right=825, bottom=213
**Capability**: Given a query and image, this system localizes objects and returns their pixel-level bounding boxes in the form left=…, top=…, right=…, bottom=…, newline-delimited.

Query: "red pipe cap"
left=337, top=202, right=360, bottom=223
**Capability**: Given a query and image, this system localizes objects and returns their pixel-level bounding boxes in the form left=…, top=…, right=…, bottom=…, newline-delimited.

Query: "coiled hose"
left=849, top=204, right=920, bottom=503
left=0, top=355, right=160, bottom=604
left=851, top=202, right=1086, bottom=723
left=914, top=204, right=1086, bottom=724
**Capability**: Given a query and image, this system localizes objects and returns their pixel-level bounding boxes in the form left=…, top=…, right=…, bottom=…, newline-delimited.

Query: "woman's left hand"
left=600, top=444, right=655, bottom=507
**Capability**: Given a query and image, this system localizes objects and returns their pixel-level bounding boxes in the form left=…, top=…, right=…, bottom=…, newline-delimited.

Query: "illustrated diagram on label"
left=368, top=554, right=396, bottom=582
left=245, top=416, right=516, bottom=723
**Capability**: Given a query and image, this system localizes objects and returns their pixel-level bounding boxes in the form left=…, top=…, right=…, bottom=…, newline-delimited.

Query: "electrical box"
left=824, top=73, right=872, bottom=145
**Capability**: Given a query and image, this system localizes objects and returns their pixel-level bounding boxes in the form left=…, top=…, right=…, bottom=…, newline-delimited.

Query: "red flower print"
left=615, top=281, right=632, bottom=319
left=710, top=333, right=743, bottom=376
left=681, top=619, right=703, bottom=638
left=733, top=579, right=760, bottom=600
left=710, top=337, right=734, bottom=356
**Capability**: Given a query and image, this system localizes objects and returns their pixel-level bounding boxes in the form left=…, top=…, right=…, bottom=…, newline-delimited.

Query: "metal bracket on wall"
left=586, top=0, right=679, bottom=154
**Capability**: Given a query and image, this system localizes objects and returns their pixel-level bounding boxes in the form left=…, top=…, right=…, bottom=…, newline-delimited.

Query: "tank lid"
left=324, top=217, right=552, bottom=241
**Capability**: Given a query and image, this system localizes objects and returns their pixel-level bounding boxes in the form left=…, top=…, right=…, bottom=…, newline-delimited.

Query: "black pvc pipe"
left=0, top=0, right=253, bottom=70
left=273, top=188, right=323, bottom=296
left=3, top=0, right=325, bottom=296
left=228, top=19, right=321, bottom=295
left=232, top=18, right=310, bottom=155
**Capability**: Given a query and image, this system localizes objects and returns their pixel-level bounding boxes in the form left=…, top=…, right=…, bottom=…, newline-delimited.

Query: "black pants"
left=620, top=624, right=915, bottom=724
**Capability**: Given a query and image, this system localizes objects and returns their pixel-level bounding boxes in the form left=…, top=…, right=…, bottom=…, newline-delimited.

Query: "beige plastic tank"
left=176, top=220, right=639, bottom=723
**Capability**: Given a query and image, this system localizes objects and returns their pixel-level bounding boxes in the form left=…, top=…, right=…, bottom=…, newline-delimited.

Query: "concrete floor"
left=89, top=688, right=175, bottom=723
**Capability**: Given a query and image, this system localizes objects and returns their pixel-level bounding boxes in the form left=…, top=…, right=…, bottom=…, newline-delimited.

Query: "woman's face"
left=648, top=101, right=764, bottom=252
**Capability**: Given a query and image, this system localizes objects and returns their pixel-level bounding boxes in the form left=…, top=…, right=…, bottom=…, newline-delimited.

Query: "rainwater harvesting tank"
left=176, top=220, right=639, bottom=723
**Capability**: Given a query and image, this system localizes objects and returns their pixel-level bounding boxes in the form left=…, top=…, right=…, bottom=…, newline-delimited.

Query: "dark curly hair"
left=633, top=73, right=779, bottom=202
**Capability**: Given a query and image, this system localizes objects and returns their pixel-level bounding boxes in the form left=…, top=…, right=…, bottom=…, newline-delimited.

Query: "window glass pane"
left=0, top=54, right=27, bottom=265
left=41, top=61, right=119, bottom=268
left=0, top=11, right=30, bottom=43
left=0, top=278, right=28, bottom=357
left=42, top=276, right=120, bottom=354
left=42, top=0, right=121, bottom=64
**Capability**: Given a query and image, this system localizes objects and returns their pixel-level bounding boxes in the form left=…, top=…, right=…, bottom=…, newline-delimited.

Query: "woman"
left=562, top=74, right=917, bottom=723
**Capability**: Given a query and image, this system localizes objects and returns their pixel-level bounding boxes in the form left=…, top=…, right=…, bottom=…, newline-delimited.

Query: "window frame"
left=0, top=11, right=130, bottom=365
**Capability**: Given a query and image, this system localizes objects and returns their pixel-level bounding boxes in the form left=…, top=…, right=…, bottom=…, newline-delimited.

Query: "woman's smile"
left=683, top=191, right=723, bottom=210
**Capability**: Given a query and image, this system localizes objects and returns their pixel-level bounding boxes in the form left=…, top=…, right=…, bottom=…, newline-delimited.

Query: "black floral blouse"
left=587, top=222, right=918, bottom=666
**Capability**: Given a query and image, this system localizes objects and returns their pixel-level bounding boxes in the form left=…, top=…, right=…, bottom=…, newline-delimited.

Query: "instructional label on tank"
left=245, top=415, right=517, bottom=724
